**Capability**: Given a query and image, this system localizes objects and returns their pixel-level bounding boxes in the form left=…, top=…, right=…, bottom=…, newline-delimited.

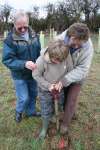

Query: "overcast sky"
left=0, top=0, right=62, bottom=10
left=0, top=0, right=63, bottom=17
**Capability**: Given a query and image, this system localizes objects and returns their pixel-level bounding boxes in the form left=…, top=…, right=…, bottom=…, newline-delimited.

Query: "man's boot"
left=15, top=111, right=22, bottom=123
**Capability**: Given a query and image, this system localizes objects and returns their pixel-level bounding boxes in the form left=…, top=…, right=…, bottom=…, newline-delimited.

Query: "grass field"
left=0, top=36, right=100, bottom=150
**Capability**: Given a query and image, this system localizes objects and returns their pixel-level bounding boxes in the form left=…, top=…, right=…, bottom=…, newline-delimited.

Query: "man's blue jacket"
left=2, top=27, right=41, bottom=80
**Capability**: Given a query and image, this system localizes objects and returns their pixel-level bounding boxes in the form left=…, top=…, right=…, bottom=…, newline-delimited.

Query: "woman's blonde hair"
left=47, top=40, right=69, bottom=62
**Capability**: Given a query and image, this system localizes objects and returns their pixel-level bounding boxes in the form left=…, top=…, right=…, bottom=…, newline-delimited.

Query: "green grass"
left=0, top=41, right=3, bottom=49
left=0, top=35, right=100, bottom=150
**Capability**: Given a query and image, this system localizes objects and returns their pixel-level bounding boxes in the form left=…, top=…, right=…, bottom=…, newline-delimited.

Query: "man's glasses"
left=17, top=26, right=28, bottom=32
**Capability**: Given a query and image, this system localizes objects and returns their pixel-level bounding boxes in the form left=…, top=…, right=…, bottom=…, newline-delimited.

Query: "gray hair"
left=13, top=10, right=29, bottom=24
left=67, top=23, right=90, bottom=41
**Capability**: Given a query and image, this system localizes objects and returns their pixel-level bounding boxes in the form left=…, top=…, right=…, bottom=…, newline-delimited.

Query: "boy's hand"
left=49, top=82, right=63, bottom=92
left=48, top=84, right=56, bottom=92
left=54, top=81, right=63, bottom=92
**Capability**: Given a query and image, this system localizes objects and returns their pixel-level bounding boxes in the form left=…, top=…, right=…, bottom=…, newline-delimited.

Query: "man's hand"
left=25, top=61, right=37, bottom=70
left=54, top=81, right=63, bottom=92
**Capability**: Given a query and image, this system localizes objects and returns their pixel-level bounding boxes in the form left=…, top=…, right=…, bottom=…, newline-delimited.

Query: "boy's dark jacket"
left=2, top=27, right=41, bottom=80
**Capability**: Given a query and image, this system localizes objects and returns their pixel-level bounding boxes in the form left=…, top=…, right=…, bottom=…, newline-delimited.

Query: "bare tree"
left=81, top=0, right=100, bottom=22
left=0, top=4, right=12, bottom=24
left=31, top=6, right=39, bottom=19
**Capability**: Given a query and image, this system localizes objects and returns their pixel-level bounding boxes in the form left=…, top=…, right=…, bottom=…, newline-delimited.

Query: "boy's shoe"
left=15, top=112, right=22, bottom=123
left=60, top=124, right=68, bottom=135
left=38, top=129, right=46, bottom=140
left=38, top=118, right=49, bottom=140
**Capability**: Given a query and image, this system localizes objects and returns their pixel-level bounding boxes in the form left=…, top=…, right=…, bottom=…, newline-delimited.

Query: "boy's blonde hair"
left=47, top=40, right=69, bottom=62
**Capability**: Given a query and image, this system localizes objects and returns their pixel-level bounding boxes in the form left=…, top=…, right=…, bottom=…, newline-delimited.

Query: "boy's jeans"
left=38, top=88, right=64, bottom=119
left=14, top=79, right=37, bottom=115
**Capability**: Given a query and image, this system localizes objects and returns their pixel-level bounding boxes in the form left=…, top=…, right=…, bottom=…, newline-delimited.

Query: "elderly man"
left=2, top=10, right=41, bottom=123
left=55, top=23, right=94, bottom=134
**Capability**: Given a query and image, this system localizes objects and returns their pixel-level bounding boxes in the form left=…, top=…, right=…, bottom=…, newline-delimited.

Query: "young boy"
left=32, top=40, right=73, bottom=139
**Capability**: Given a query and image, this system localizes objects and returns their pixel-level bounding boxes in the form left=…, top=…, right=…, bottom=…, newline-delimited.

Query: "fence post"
left=50, top=28, right=52, bottom=40
left=98, top=28, right=100, bottom=53
left=40, top=31, right=44, bottom=49
left=53, top=31, right=57, bottom=39
left=4, top=30, right=8, bottom=38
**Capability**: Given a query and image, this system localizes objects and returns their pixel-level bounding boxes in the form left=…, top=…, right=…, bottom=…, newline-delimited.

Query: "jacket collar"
left=44, top=51, right=51, bottom=63
left=40, top=48, right=51, bottom=63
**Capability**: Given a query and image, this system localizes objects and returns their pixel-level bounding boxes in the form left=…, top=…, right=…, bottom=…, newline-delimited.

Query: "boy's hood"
left=40, top=47, right=51, bottom=63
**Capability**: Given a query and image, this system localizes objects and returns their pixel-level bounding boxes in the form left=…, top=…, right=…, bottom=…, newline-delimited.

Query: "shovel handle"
left=51, top=89, right=60, bottom=130
left=54, top=100, right=59, bottom=130
left=51, top=89, right=59, bottom=100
